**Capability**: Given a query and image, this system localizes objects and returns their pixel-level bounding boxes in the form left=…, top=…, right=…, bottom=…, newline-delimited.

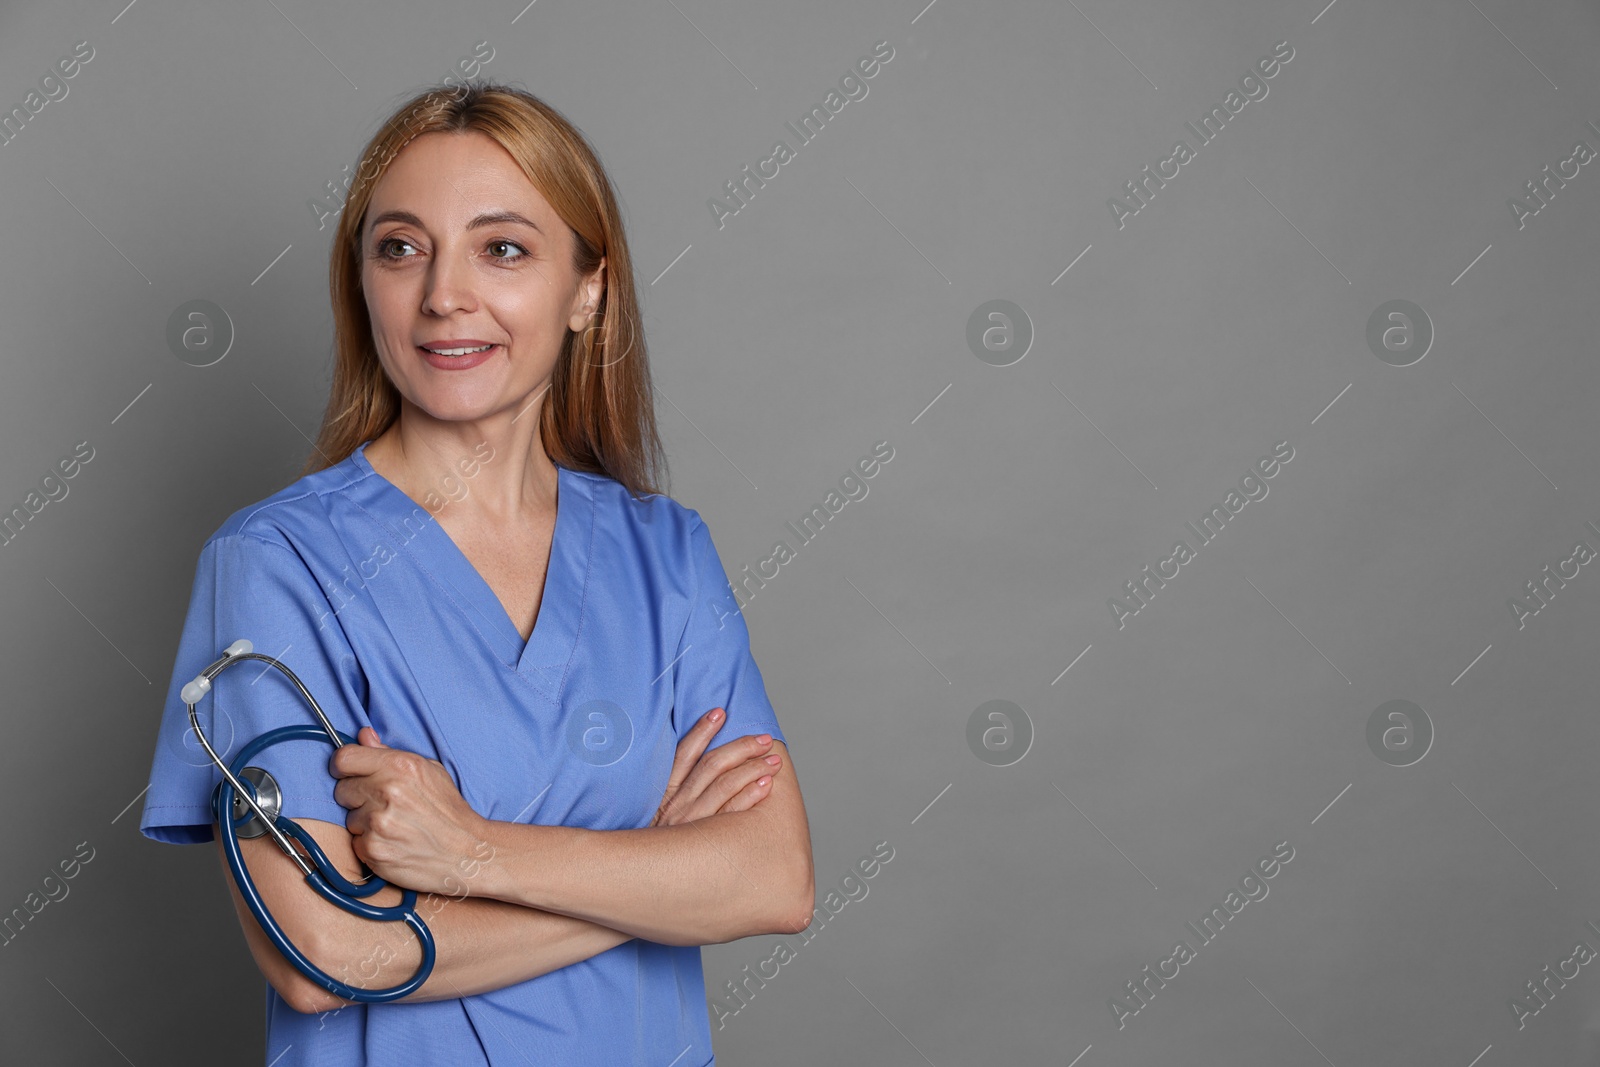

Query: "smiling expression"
left=360, top=130, right=604, bottom=424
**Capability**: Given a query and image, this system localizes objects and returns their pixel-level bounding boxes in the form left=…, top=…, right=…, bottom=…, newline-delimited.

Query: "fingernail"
left=764, top=755, right=781, bottom=765
left=709, top=709, right=723, bottom=722
left=757, top=776, right=771, bottom=787
left=757, top=733, right=772, bottom=744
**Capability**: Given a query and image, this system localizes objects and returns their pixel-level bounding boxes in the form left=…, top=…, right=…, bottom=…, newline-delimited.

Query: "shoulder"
left=564, top=468, right=723, bottom=586
left=201, top=459, right=369, bottom=554
left=566, top=466, right=707, bottom=540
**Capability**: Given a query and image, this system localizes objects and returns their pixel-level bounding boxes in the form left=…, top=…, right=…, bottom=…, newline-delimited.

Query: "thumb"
left=358, top=725, right=387, bottom=748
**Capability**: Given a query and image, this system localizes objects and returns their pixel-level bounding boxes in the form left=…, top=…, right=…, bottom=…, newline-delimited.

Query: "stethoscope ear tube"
left=193, top=641, right=437, bottom=1005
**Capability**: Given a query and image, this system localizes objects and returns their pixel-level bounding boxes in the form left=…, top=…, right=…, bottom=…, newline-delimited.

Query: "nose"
left=421, top=243, right=479, bottom=316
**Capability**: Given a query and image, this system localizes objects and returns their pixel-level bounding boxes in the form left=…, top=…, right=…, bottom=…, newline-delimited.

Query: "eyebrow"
left=366, top=208, right=544, bottom=237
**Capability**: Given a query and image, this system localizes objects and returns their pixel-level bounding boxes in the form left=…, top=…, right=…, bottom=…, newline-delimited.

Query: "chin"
left=407, top=392, right=503, bottom=423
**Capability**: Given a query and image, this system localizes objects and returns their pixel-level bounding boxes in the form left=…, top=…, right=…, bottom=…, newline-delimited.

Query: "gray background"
left=1, top=0, right=1597, bottom=1063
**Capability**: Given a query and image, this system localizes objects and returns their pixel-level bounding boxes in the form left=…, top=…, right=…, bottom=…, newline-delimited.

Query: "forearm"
left=222, top=827, right=632, bottom=1015
left=474, top=806, right=809, bottom=947
left=312, top=888, right=635, bottom=1011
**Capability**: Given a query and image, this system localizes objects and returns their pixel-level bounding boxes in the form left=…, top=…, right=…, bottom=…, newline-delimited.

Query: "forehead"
left=366, top=130, right=557, bottom=231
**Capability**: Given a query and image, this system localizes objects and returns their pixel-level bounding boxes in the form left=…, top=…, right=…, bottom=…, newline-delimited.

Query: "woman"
left=139, top=82, right=814, bottom=1066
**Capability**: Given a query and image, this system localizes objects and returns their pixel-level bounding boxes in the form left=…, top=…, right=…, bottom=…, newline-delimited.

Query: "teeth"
left=427, top=344, right=493, bottom=356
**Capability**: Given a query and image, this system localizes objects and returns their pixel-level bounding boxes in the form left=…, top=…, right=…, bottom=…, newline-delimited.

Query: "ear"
left=585, top=256, right=607, bottom=312
left=569, top=259, right=606, bottom=333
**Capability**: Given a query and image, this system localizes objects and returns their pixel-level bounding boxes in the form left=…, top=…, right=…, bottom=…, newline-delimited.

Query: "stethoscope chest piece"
left=225, top=766, right=281, bottom=840
left=184, top=638, right=437, bottom=1003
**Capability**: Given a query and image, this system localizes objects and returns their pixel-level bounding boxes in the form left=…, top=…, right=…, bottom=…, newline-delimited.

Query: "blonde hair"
left=301, top=81, right=666, bottom=500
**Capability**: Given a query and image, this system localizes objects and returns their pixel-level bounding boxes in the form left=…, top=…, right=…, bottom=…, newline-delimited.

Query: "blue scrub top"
left=140, top=441, right=787, bottom=1067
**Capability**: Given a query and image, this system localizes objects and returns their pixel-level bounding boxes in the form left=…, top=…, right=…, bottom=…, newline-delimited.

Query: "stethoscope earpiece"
left=185, top=639, right=436, bottom=1004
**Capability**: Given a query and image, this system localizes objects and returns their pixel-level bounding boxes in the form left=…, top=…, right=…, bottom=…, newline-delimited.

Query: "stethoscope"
left=182, top=638, right=436, bottom=1004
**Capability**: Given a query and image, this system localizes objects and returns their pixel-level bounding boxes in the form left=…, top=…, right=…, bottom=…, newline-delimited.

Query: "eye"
left=485, top=239, right=528, bottom=262
left=376, top=237, right=418, bottom=260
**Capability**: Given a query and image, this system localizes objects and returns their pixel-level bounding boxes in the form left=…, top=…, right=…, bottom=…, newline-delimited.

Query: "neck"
left=365, top=395, right=558, bottom=525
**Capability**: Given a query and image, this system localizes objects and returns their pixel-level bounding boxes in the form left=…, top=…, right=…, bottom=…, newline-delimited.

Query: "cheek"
left=364, top=281, right=419, bottom=353
left=365, top=272, right=413, bottom=318
left=491, top=288, right=573, bottom=354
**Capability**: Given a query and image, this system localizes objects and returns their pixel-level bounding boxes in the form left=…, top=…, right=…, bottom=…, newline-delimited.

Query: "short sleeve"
left=672, top=515, right=787, bottom=755
left=139, top=533, right=371, bottom=845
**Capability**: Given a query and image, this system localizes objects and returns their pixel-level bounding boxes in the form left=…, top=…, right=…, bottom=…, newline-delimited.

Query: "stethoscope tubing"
left=187, top=642, right=437, bottom=1004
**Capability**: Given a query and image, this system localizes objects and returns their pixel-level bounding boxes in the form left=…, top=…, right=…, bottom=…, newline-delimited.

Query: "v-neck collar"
left=348, top=440, right=593, bottom=676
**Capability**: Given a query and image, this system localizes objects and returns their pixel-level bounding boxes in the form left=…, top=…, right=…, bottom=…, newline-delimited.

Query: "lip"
left=420, top=339, right=497, bottom=351
left=417, top=340, right=500, bottom=371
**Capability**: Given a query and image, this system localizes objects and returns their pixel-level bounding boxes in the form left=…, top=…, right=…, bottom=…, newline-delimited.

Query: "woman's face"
left=360, top=130, right=603, bottom=425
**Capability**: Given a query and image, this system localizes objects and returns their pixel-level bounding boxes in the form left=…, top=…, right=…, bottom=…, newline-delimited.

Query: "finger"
left=358, top=726, right=388, bottom=748
left=333, top=776, right=375, bottom=811
left=705, top=753, right=783, bottom=813
left=344, top=804, right=372, bottom=838
left=330, top=741, right=390, bottom=778
left=718, top=773, right=776, bottom=814
left=668, top=752, right=783, bottom=823
left=675, top=732, right=773, bottom=805
left=663, top=709, right=725, bottom=797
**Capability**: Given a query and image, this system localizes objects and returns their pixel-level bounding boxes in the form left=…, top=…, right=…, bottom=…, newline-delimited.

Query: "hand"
left=331, top=727, right=495, bottom=897
left=650, top=709, right=784, bottom=828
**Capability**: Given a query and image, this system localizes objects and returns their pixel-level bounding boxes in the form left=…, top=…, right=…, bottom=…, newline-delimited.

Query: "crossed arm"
left=217, top=712, right=813, bottom=1015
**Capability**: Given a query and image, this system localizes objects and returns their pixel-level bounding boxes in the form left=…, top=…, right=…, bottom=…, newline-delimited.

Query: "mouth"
left=419, top=343, right=498, bottom=357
